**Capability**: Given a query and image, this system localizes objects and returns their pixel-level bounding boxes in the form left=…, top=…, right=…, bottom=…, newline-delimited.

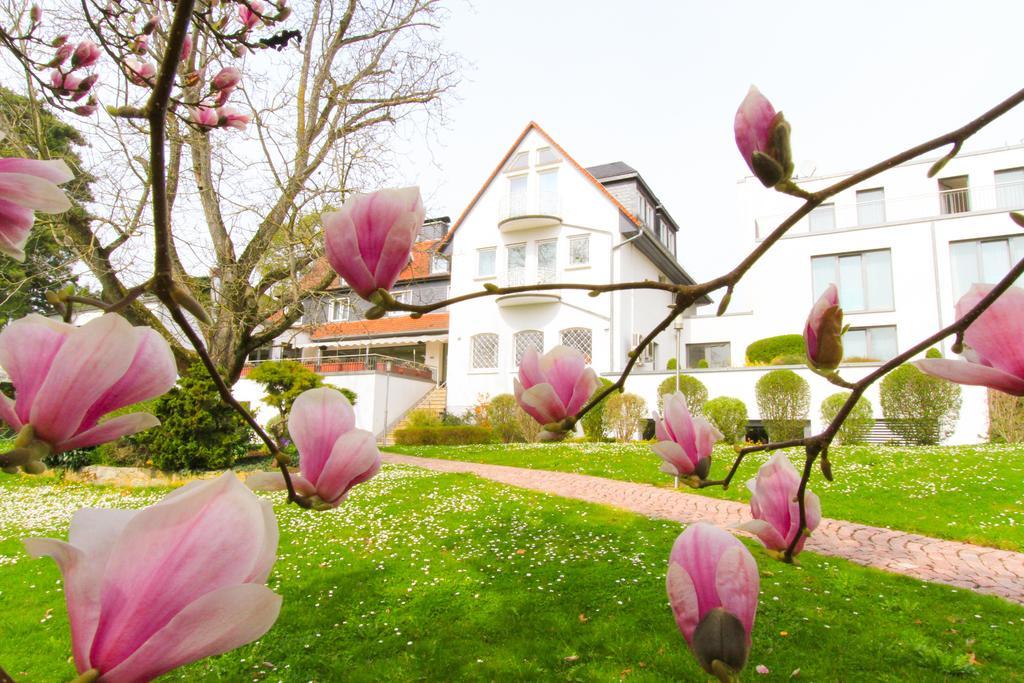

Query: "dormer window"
left=506, top=151, right=529, bottom=172
left=537, top=146, right=562, bottom=166
left=430, top=252, right=449, bottom=274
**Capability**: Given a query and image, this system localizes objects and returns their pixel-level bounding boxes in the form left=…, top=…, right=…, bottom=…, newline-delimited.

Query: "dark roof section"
left=585, top=161, right=639, bottom=180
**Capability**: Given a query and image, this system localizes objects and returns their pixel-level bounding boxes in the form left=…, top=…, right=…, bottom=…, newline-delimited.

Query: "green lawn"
left=2, top=468, right=1024, bottom=681
left=384, top=442, right=1024, bottom=552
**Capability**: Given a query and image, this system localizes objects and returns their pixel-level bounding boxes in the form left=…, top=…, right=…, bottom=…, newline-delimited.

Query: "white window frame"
left=477, top=247, right=496, bottom=278
left=686, top=342, right=731, bottom=369
left=329, top=297, right=350, bottom=323
left=513, top=330, right=544, bottom=366
left=856, top=188, right=886, bottom=226
left=809, top=202, right=836, bottom=232
left=386, top=290, right=410, bottom=317
left=471, top=333, right=499, bottom=370
left=560, top=327, right=592, bottom=363
left=811, top=249, right=894, bottom=313
left=568, top=234, right=590, bottom=267
left=430, top=252, right=449, bottom=274
left=949, top=235, right=1024, bottom=298
left=843, top=325, right=898, bottom=362
left=505, top=151, right=529, bottom=172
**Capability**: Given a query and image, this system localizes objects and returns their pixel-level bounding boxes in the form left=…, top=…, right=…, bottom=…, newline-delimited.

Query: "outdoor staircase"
left=378, top=383, right=447, bottom=446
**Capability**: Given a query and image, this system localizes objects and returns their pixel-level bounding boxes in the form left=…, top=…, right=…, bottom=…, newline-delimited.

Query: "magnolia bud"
left=50, top=34, right=68, bottom=47
left=143, top=14, right=159, bottom=34
left=30, top=4, right=42, bottom=23
left=49, top=43, right=73, bottom=67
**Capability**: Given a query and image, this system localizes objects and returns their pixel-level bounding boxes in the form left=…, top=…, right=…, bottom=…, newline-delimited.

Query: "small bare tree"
left=605, top=392, right=647, bottom=442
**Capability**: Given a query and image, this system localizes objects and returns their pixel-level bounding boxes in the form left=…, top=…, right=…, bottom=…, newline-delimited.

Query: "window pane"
left=868, top=326, right=898, bottom=360
left=707, top=343, right=731, bottom=367
left=838, top=254, right=865, bottom=310
left=995, top=168, right=1024, bottom=209
left=509, top=176, right=528, bottom=215
left=507, top=244, right=526, bottom=270
left=514, top=330, right=543, bottom=365
left=471, top=334, right=498, bottom=369
left=980, top=239, right=1010, bottom=283
left=862, top=250, right=893, bottom=309
left=539, top=171, right=558, bottom=214
left=478, top=248, right=495, bottom=276
left=856, top=188, right=886, bottom=225
left=430, top=253, right=449, bottom=273
left=809, top=203, right=835, bottom=232
left=538, top=240, right=557, bottom=282
left=506, top=151, right=529, bottom=172
left=811, top=256, right=836, bottom=300
left=570, top=236, right=589, bottom=265
left=950, top=241, right=979, bottom=299
left=560, top=328, right=592, bottom=363
left=843, top=329, right=867, bottom=359
left=537, top=147, right=561, bottom=165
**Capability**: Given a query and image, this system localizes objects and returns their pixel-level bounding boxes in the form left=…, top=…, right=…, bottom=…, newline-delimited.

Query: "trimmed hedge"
left=820, top=392, right=874, bottom=445
left=755, top=369, right=810, bottom=441
left=880, top=364, right=961, bottom=445
left=393, top=425, right=496, bottom=445
left=656, top=374, right=708, bottom=414
left=704, top=396, right=748, bottom=444
left=581, top=377, right=616, bottom=440
left=746, top=334, right=805, bottom=365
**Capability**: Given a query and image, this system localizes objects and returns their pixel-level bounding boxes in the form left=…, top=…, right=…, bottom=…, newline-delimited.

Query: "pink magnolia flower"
left=50, top=42, right=74, bottom=67
left=30, top=4, right=41, bottom=23
left=211, top=66, right=242, bottom=92
left=0, top=313, right=176, bottom=453
left=667, top=522, right=759, bottom=679
left=124, top=57, right=156, bottom=86
left=24, top=472, right=281, bottom=682
left=323, top=186, right=425, bottom=299
left=217, top=106, right=250, bottom=130
left=805, top=283, right=844, bottom=372
left=71, top=40, right=100, bottom=68
left=0, top=156, right=73, bottom=261
left=238, top=1, right=266, bottom=30
left=191, top=106, right=219, bottom=128
left=74, top=101, right=98, bottom=117
left=513, top=345, right=600, bottom=432
left=915, top=283, right=1024, bottom=395
left=248, top=387, right=381, bottom=508
left=737, top=452, right=821, bottom=556
left=734, top=85, right=792, bottom=188
left=180, top=34, right=193, bottom=63
left=652, top=391, right=722, bottom=480
left=50, top=69, right=83, bottom=95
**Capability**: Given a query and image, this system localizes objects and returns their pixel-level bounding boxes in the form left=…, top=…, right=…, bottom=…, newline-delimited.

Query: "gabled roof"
left=311, top=312, right=449, bottom=341
left=437, top=121, right=641, bottom=250
left=586, top=161, right=639, bottom=180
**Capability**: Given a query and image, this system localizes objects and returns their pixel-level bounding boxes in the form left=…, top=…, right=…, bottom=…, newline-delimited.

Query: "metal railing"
left=498, top=191, right=562, bottom=221
left=241, top=353, right=434, bottom=381
left=755, top=182, right=1024, bottom=238
left=503, top=266, right=557, bottom=287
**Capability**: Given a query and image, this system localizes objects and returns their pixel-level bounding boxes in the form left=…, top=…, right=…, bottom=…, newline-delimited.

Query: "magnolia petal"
left=0, top=198, right=33, bottom=261
left=734, top=85, right=776, bottom=166
left=0, top=171, right=72, bottom=212
left=0, top=314, right=71, bottom=424
left=651, top=440, right=694, bottom=474
left=30, top=314, right=138, bottom=445
left=957, top=284, right=1024, bottom=378
left=692, top=416, right=724, bottom=459
left=736, top=518, right=787, bottom=551
left=517, top=347, right=545, bottom=388
left=101, top=583, right=282, bottom=683
left=288, top=387, right=356, bottom=485
left=913, top=358, right=1024, bottom=396
left=315, top=429, right=381, bottom=505
left=248, top=497, right=279, bottom=583
left=666, top=561, right=700, bottom=643
left=714, top=545, right=759, bottom=640
left=88, top=473, right=274, bottom=671
left=0, top=392, right=22, bottom=431
left=564, top=367, right=600, bottom=416
left=538, top=345, right=588, bottom=407
left=0, top=158, right=74, bottom=184
left=371, top=189, right=425, bottom=291
left=517, top=382, right=567, bottom=425
left=664, top=392, right=697, bottom=460
left=245, top=471, right=289, bottom=491
left=323, top=209, right=377, bottom=298
left=57, top=413, right=159, bottom=452
left=659, top=461, right=680, bottom=476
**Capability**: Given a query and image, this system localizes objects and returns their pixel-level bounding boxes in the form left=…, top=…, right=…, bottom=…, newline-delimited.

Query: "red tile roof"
left=311, top=312, right=449, bottom=341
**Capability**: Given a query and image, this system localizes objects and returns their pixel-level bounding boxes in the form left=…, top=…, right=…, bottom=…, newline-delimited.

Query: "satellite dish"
left=796, top=160, right=817, bottom=179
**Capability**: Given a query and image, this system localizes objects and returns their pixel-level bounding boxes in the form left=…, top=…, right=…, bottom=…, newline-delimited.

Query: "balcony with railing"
left=498, top=190, right=562, bottom=231
left=495, top=266, right=561, bottom=306
left=754, top=181, right=1024, bottom=238
left=240, top=353, right=435, bottom=382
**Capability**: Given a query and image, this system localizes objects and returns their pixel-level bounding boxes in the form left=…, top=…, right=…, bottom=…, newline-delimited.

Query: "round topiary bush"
left=704, top=396, right=748, bottom=444
left=879, top=364, right=961, bottom=445
left=746, top=334, right=806, bottom=365
left=581, top=377, right=616, bottom=441
left=820, top=391, right=874, bottom=445
left=657, top=374, right=708, bottom=414
left=666, top=357, right=678, bottom=370
left=755, top=369, right=810, bottom=441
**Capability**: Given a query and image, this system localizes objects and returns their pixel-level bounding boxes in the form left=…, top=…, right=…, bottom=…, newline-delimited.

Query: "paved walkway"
left=382, top=453, right=1024, bottom=605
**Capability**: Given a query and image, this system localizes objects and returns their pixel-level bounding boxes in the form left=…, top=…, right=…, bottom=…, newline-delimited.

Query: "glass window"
left=686, top=342, right=731, bottom=368
left=811, top=249, right=893, bottom=312
left=386, top=291, right=409, bottom=317
left=569, top=235, right=589, bottom=266
left=560, top=327, right=592, bottom=363
left=506, top=151, right=529, bottom=172
left=508, top=175, right=528, bottom=215
left=477, top=247, right=496, bottom=277
left=538, top=240, right=557, bottom=282
left=995, top=168, right=1024, bottom=209
left=471, top=333, right=499, bottom=369
left=843, top=326, right=897, bottom=361
left=248, top=345, right=273, bottom=362
left=329, top=297, right=350, bottom=322
left=507, top=243, right=526, bottom=286
left=514, top=330, right=543, bottom=366
left=430, top=252, right=449, bottom=274
left=949, top=236, right=1024, bottom=298
left=636, top=193, right=655, bottom=227
left=418, top=221, right=445, bottom=241
left=939, top=175, right=970, bottom=214
left=856, top=188, right=886, bottom=225
left=808, top=203, right=836, bottom=232
left=537, top=146, right=561, bottom=165
left=538, top=170, right=559, bottom=214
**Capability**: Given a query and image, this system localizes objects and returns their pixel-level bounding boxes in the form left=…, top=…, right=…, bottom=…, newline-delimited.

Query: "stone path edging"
left=382, top=453, right=1024, bottom=605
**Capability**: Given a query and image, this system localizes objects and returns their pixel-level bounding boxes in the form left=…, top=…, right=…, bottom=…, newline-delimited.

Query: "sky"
left=392, top=0, right=1024, bottom=286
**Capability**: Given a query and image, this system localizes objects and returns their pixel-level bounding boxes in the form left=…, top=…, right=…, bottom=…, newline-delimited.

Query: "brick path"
left=382, top=453, right=1024, bottom=605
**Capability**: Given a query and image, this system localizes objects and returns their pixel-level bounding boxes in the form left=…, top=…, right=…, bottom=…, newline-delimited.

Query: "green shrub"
left=704, top=396, right=748, bottom=444
left=604, top=392, right=647, bottom=441
left=657, top=374, right=708, bottom=414
left=405, top=408, right=442, bottom=428
left=879, top=364, right=961, bottom=445
left=393, top=425, right=496, bottom=445
left=44, top=448, right=96, bottom=471
left=487, top=394, right=524, bottom=443
left=581, top=377, right=616, bottom=440
left=925, top=347, right=943, bottom=359
left=666, top=358, right=678, bottom=370
left=248, top=360, right=356, bottom=425
left=770, top=353, right=805, bottom=365
left=988, top=390, right=1024, bottom=443
left=746, top=334, right=805, bottom=365
left=696, top=358, right=709, bottom=369
left=133, top=363, right=254, bottom=471
left=755, top=369, right=810, bottom=441
left=820, top=392, right=875, bottom=445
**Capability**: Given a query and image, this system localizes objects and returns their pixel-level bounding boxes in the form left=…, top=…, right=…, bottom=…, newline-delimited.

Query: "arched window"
left=471, top=333, right=499, bottom=370
left=560, top=327, right=592, bottom=363
left=514, top=330, right=543, bottom=366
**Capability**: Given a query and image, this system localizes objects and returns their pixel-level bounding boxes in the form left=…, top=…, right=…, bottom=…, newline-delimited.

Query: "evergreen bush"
left=657, top=374, right=708, bottom=414
left=581, top=377, right=616, bottom=440
left=134, top=363, right=254, bottom=471
left=755, top=369, right=810, bottom=441
left=393, top=425, right=496, bottom=445
left=879, top=364, right=961, bottom=445
left=746, top=334, right=805, bottom=365
left=486, top=394, right=524, bottom=442
left=820, top=392, right=874, bottom=445
left=704, top=396, right=748, bottom=444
